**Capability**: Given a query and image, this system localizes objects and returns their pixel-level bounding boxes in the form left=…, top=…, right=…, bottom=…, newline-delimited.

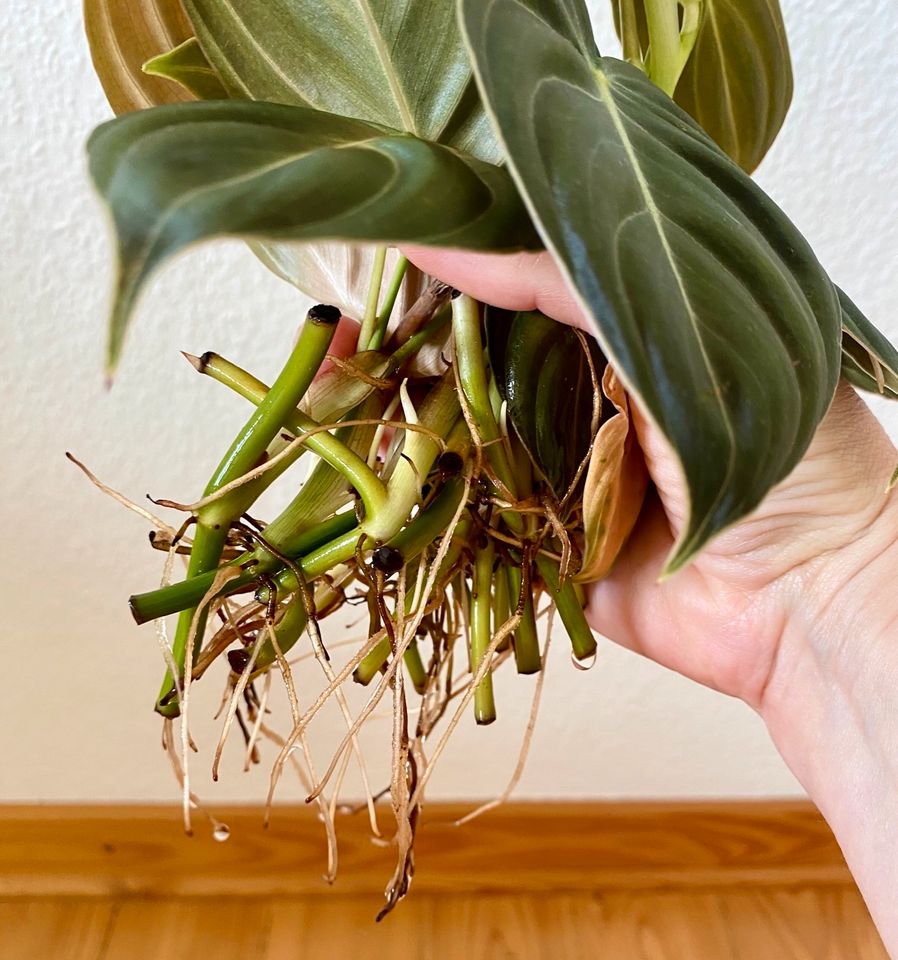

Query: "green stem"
left=194, top=352, right=389, bottom=526
left=400, top=640, right=427, bottom=694
left=644, top=0, right=683, bottom=95
left=129, top=509, right=358, bottom=625
left=617, top=0, right=645, bottom=66
left=536, top=555, right=597, bottom=662
left=268, top=477, right=467, bottom=599
left=157, top=306, right=339, bottom=717
left=451, top=296, right=522, bottom=534
left=354, top=505, right=474, bottom=689
left=492, top=562, right=512, bottom=653
left=471, top=536, right=497, bottom=725
left=368, top=254, right=408, bottom=351
left=200, top=308, right=339, bottom=525
left=251, top=592, right=309, bottom=674
left=388, top=305, right=451, bottom=370
left=261, top=393, right=382, bottom=556
left=363, top=372, right=461, bottom=542
left=358, top=245, right=388, bottom=349
left=506, top=564, right=541, bottom=674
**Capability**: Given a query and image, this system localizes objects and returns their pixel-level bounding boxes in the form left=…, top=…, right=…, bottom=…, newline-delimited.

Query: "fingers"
left=402, top=246, right=592, bottom=331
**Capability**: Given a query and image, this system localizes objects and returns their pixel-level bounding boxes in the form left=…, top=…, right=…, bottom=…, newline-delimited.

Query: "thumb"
left=402, top=247, right=592, bottom=331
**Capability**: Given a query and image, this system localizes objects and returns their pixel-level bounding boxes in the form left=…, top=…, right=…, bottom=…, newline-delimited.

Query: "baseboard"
left=0, top=801, right=850, bottom=897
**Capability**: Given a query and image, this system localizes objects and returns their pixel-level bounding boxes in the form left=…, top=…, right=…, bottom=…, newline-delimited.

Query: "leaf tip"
left=887, top=463, right=898, bottom=493
left=659, top=543, right=697, bottom=581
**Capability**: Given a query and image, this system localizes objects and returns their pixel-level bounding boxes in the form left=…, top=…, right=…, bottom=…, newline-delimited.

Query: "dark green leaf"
left=499, top=310, right=608, bottom=498
left=183, top=0, right=500, bottom=161
left=87, top=100, right=538, bottom=371
left=838, top=288, right=898, bottom=399
left=143, top=37, right=229, bottom=100
left=135, top=33, right=426, bottom=324
left=461, top=0, right=841, bottom=571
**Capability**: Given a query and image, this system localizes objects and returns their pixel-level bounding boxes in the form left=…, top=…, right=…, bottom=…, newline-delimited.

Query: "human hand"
left=406, top=246, right=898, bottom=953
left=405, top=247, right=898, bottom=706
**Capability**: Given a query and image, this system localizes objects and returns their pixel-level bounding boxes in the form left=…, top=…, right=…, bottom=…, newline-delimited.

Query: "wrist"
left=761, top=485, right=898, bottom=951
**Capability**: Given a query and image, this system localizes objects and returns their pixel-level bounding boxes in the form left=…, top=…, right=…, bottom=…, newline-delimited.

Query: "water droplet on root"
left=212, top=823, right=231, bottom=842
left=571, top=649, right=597, bottom=671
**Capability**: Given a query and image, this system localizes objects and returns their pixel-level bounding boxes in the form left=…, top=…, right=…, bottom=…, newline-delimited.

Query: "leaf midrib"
left=706, top=1, right=738, bottom=144
left=592, top=65, right=738, bottom=544
left=352, top=0, right=418, bottom=134
left=112, top=120, right=386, bottom=306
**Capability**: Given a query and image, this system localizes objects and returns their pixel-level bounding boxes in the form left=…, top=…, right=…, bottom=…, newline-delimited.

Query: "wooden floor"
left=1, top=887, right=887, bottom=959
left=0, top=803, right=888, bottom=958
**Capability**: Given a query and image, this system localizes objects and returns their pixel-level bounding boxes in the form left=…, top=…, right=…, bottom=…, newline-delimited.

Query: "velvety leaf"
left=500, top=310, right=609, bottom=498
left=183, top=0, right=501, bottom=162
left=143, top=37, right=228, bottom=100
left=675, top=0, right=793, bottom=172
left=134, top=33, right=426, bottom=327
left=611, top=0, right=792, bottom=172
left=461, top=0, right=841, bottom=571
left=87, top=100, right=539, bottom=370
left=838, top=287, right=898, bottom=399
left=576, top=366, right=648, bottom=582
left=84, top=0, right=195, bottom=114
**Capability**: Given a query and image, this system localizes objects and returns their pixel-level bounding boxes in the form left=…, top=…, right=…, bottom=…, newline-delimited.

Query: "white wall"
left=1, top=0, right=896, bottom=804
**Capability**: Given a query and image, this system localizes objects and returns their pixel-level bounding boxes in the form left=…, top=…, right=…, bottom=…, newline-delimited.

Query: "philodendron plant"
left=82, top=0, right=898, bottom=914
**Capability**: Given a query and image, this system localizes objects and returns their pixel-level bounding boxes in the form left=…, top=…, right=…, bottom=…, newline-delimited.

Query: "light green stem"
left=364, top=373, right=461, bottom=541
left=471, top=536, right=497, bottom=724
left=157, top=308, right=339, bottom=717
left=368, top=254, right=409, bottom=351
left=358, top=245, right=388, bottom=349
left=644, top=0, right=683, bottom=95
left=195, top=353, right=389, bottom=526
left=451, top=296, right=522, bottom=534
left=536, top=555, right=597, bottom=662
left=506, top=564, right=541, bottom=674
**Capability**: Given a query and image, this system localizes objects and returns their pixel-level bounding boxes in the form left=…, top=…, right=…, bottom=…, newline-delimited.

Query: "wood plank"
left=432, top=893, right=615, bottom=960
left=589, top=891, right=738, bottom=958
left=2, top=889, right=885, bottom=960
left=102, top=898, right=272, bottom=960
left=266, top=894, right=434, bottom=958
left=0, top=898, right=115, bottom=960
left=717, top=886, right=888, bottom=960
left=0, top=802, right=852, bottom=897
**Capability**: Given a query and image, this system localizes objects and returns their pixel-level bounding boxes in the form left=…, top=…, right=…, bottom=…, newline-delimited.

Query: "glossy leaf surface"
left=84, top=0, right=195, bottom=113
left=612, top=0, right=792, bottom=172
left=183, top=0, right=500, bottom=161
left=838, top=288, right=898, bottom=399
left=461, top=0, right=840, bottom=570
left=87, top=100, right=538, bottom=370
